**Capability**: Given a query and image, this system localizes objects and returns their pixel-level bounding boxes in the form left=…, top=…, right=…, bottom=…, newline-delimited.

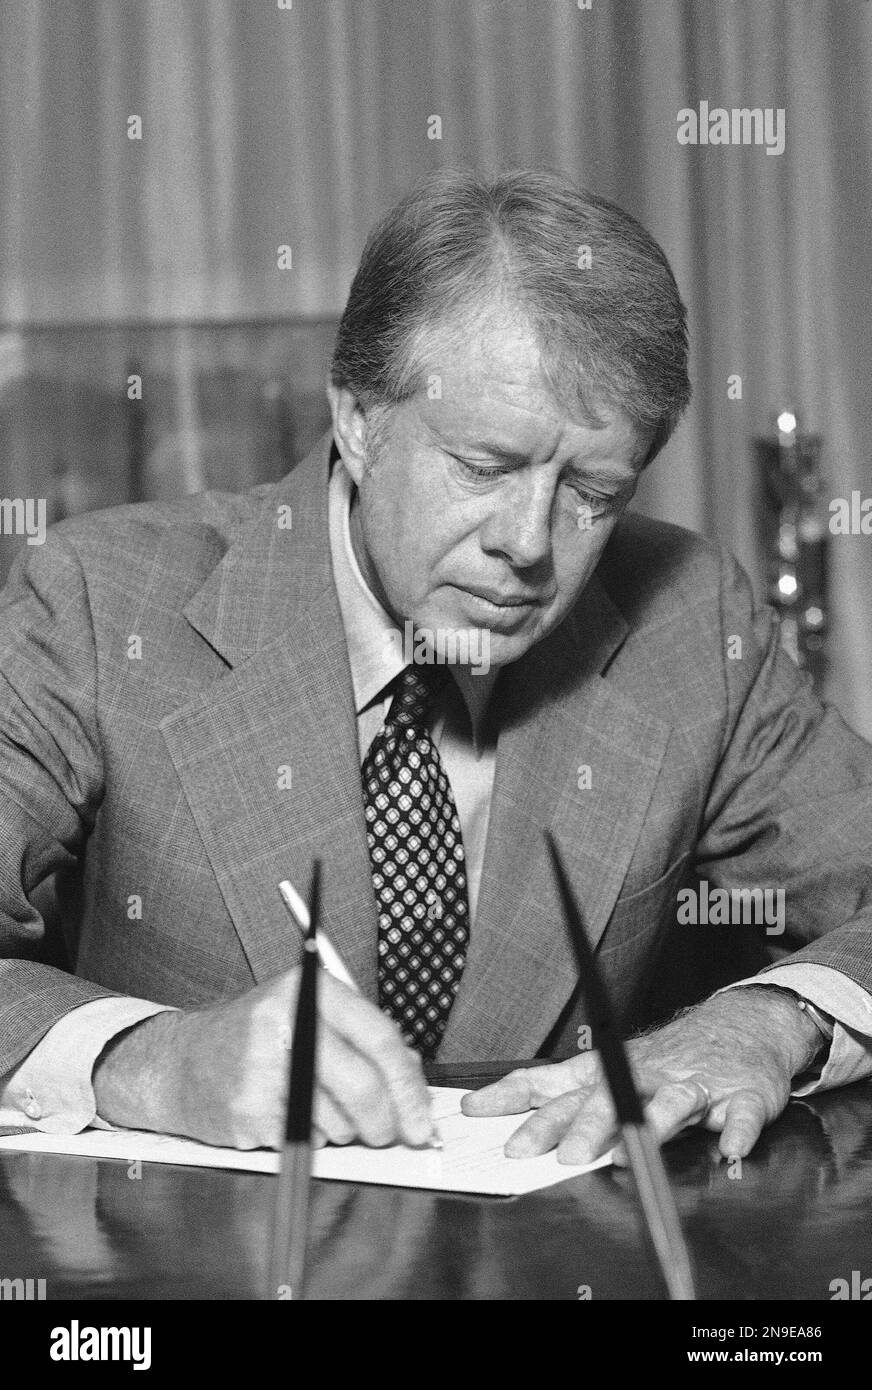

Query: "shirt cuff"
left=0, top=997, right=178, bottom=1134
left=717, top=962, right=872, bottom=1096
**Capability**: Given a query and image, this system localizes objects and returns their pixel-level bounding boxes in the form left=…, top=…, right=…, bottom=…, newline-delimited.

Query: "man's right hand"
left=92, top=969, right=434, bottom=1151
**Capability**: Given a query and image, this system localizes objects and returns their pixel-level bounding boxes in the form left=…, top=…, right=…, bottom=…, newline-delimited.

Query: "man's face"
left=345, top=310, right=651, bottom=670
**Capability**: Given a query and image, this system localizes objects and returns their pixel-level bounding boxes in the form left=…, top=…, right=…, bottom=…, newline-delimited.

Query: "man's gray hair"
left=331, top=167, right=691, bottom=464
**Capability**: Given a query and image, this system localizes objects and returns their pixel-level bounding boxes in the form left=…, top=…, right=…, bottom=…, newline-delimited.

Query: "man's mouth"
left=460, top=586, right=542, bottom=609
left=452, top=585, right=547, bottom=630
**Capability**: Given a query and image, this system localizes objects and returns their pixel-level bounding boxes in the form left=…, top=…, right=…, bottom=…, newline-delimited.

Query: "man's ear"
left=326, top=382, right=368, bottom=487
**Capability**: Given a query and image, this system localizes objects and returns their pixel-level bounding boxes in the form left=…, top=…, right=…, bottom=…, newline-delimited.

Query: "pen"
left=278, top=875, right=443, bottom=1153
left=545, top=831, right=696, bottom=1301
left=268, top=861, right=321, bottom=1301
left=278, top=878, right=358, bottom=991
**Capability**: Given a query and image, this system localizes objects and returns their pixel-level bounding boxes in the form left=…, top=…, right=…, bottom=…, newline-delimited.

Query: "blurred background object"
left=0, top=319, right=334, bottom=522
left=0, top=0, right=870, bottom=734
left=754, top=412, right=830, bottom=689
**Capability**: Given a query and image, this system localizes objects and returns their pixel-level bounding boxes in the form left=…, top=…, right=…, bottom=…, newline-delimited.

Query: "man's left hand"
left=461, top=986, right=825, bottom=1163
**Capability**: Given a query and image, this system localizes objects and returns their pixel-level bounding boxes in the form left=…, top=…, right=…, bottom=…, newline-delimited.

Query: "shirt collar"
left=328, top=448, right=405, bottom=716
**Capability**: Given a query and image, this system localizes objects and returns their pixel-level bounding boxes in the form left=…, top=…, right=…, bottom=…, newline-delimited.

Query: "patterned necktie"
left=361, top=663, right=470, bottom=1059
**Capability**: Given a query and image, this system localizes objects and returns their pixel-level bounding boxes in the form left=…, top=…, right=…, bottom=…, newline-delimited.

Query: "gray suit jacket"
left=2, top=432, right=872, bottom=1070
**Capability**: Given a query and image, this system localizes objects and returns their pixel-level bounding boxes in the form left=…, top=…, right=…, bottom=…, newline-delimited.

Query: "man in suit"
left=1, top=169, right=871, bottom=1164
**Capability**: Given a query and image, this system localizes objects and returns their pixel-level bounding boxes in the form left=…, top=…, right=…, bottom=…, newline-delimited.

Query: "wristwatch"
left=735, top=983, right=836, bottom=1065
left=795, top=996, right=836, bottom=1050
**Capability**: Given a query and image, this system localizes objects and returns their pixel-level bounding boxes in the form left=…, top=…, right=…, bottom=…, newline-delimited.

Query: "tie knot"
left=389, top=662, right=449, bottom=731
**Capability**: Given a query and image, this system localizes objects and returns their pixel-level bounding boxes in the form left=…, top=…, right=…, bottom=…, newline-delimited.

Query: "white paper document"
left=0, top=1086, right=611, bottom=1196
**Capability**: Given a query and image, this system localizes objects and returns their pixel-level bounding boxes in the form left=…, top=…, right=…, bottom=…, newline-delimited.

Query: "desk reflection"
left=1, top=1080, right=870, bottom=1300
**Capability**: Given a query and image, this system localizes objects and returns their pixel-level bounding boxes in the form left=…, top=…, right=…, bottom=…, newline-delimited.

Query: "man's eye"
left=570, top=486, right=615, bottom=515
left=450, top=455, right=508, bottom=480
left=448, top=454, right=625, bottom=513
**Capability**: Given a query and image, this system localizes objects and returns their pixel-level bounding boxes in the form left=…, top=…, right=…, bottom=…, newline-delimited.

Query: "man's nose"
left=479, top=472, right=554, bottom=569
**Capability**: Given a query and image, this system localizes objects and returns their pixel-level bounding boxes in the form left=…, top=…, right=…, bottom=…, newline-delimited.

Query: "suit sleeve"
left=693, top=546, right=872, bottom=991
left=0, top=531, right=124, bottom=1071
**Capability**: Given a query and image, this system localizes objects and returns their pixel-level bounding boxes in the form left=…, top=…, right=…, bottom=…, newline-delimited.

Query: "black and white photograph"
left=0, top=0, right=870, bottom=1343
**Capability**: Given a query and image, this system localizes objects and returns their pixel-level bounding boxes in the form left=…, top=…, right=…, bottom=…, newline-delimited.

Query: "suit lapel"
left=159, top=437, right=672, bottom=1052
left=440, top=578, right=671, bottom=1060
left=160, top=436, right=380, bottom=996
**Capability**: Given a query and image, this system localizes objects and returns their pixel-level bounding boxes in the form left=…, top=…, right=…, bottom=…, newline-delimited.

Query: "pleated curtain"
left=1, top=0, right=870, bottom=732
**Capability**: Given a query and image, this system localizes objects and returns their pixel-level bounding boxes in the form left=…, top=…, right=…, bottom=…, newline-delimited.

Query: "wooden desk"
left=1, top=1069, right=870, bottom=1301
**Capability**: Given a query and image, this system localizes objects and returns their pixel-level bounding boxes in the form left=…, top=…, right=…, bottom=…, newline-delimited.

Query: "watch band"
left=795, top=996, right=836, bottom=1044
